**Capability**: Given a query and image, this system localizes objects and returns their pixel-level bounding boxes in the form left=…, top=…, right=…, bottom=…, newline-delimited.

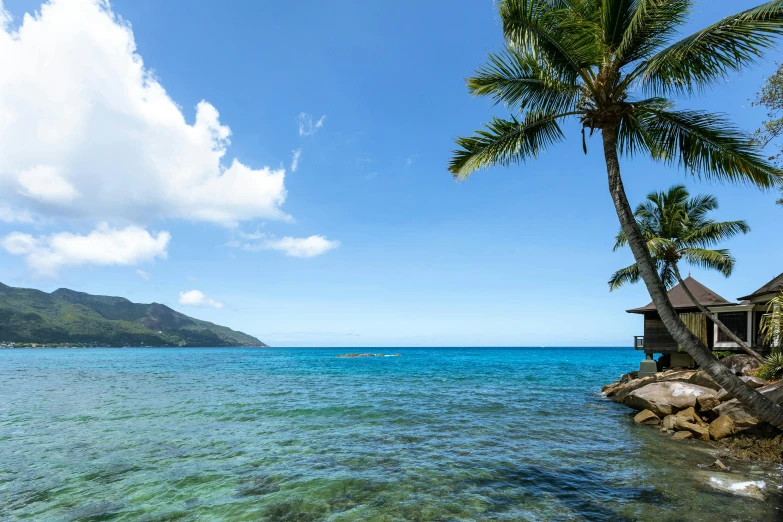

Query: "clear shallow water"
left=1, top=347, right=781, bottom=521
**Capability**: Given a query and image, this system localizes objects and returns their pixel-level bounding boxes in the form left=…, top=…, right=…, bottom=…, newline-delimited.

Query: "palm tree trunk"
left=601, top=128, right=783, bottom=430
left=672, top=264, right=763, bottom=361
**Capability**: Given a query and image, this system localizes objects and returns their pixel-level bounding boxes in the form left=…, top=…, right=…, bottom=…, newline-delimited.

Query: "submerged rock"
left=624, top=382, right=718, bottom=417
left=672, top=431, right=693, bottom=440
left=705, top=474, right=767, bottom=501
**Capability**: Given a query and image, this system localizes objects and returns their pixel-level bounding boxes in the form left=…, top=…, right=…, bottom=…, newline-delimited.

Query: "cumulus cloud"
left=230, top=234, right=339, bottom=258
left=298, top=113, right=326, bottom=136
left=1, top=223, right=170, bottom=276
left=0, top=0, right=289, bottom=226
left=178, top=289, right=224, bottom=309
left=291, top=147, right=302, bottom=172
left=136, top=269, right=150, bottom=281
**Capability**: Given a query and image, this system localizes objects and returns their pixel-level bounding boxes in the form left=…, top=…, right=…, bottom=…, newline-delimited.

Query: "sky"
left=0, top=0, right=782, bottom=347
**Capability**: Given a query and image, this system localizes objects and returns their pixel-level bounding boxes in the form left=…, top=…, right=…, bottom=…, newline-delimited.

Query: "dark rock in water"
left=714, top=423, right=783, bottom=463
left=721, top=354, right=761, bottom=377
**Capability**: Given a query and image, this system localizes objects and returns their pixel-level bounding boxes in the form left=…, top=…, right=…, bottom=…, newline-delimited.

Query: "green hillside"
left=0, top=283, right=266, bottom=347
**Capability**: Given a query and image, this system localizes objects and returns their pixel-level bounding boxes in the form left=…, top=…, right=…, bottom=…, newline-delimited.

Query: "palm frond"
left=680, top=247, right=734, bottom=276
left=608, top=262, right=640, bottom=290
left=449, top=112, right=567, bottom=179
left=641, top=1, right=783, bottom=95
left=682, top=220, right=750, bottom=248
left=616, top=0, right=691, bottom=65
left=499, top=0, right=600, bottom=90
left=467, top=49, right=581, bottom=114
left=637, top=108, right=783, bottom=187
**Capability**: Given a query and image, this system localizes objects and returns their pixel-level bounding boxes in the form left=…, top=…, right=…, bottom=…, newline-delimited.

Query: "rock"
left=603, top=370, right=695, bottom=402
left=662, top=414, right=676, bottom=430
left=697, top=394, right=721, bottom=412
left=687, top=370, right=722, bottom=391
left=704, top=474, right=767, bottom=501
left=711, top=458, right=728, bottom=471
left=721, top=354, right=761, bottom=376
left=710, top=381, right=783, bottom=430
left=711, top=400, right=759, bottom=429
left=740, top=376, right=768, bottom=389
left=624, top=382, right=718, bottom=417
left=674, top=419, right=710, bottom=440
left=672, top=431, right=693, bottom=440
left=709, top=415, right=735, bottom=440
left=758, top=380, right=783, bottom=404
left=675, top=407, right=706, bottom=425
left=717, top=388, right=732, bottom=402
left=634, top=409, right=661, bottom=425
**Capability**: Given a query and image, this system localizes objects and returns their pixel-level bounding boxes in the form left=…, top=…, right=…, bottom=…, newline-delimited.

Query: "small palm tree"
left=609, top=184, right=762, bottom=361
left=449, top=1, right=783, bottom=428
left=761, top=293, right=783, bottom=349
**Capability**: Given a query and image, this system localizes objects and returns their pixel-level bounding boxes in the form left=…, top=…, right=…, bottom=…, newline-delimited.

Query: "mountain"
left=0, top=283, right=266, bottom=347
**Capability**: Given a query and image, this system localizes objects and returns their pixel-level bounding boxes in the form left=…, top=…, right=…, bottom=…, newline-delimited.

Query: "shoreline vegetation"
left=603, top=354, right=783, bottom=466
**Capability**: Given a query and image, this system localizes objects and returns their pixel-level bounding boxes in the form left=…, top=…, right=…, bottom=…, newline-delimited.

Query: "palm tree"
left=608, top=184, right=762, bottom=361
left=449, top=0, right=783, bottom=429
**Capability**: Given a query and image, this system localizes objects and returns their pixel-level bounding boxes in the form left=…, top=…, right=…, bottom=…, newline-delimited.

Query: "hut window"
left=717, top=312, right=748, bottom=342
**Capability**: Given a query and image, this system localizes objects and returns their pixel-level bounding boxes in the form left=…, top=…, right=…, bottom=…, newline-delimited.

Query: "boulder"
left=721, top=354, right=761, bottom=376
left=675, top=407, right=707, bottom=426
left=687, top=370, right=722, bottom=392
left=672, top=431, right=693, bottom=440
left=697, top=394, right=721, bottom=412
left=740, top=376, right=768, bottom=389
left=710, top=381, right=783, bottom=429
left=603, top=370, right=696, bottom=402
left=660, top=408, right=710, bottom=440
left=711, top=400, right=759, bottom=429
left=634, top=409, right=661, bottom=425
left=709, top=415, right=735, bottom=440
left=624, top=382, right=718, bottom=417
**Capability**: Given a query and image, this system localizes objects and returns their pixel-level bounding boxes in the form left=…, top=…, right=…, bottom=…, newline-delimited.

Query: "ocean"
left=1, top=347, right=781, bottom=521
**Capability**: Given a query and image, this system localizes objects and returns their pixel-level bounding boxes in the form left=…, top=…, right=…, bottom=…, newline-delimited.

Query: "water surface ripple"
left=1, top=347, right=781, bottom=521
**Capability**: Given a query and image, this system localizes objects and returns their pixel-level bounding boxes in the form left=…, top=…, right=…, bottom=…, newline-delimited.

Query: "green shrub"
left=712, top=351, right=732, bottom=360
left=757, top=352, right=783, bottom=381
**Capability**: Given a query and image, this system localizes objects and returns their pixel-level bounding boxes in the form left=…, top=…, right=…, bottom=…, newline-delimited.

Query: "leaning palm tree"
left=449, top=0, right=783, bottom=428
left=609, top=184, right=762, bottom=361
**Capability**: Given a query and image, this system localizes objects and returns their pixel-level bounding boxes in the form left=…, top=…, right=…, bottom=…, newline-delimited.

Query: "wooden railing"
left=634, top=336, right=644, bottom=350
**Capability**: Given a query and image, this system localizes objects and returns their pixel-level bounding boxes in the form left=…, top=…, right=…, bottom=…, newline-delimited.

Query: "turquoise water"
left=1, top=347, right=781, bottom=521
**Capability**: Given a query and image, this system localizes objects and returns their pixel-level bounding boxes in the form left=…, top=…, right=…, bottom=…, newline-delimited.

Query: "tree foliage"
left=609, top=185, right=749, bottom=290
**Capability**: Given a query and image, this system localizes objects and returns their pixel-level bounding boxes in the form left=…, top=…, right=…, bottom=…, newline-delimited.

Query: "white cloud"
left=291, top=146, right=302, bottom=172
left=405, top=154, right=419, bottom=168
left=136, top=268, right=150, bottom=281
left=0, top=0, right=289, bottom=226
left=0, top=205, right=35, bottom=223
left=178, top=289, right=224, bottom=309
left=231, top=234, right=339, bottom=258
left=298, top=112, right=326, bottom=136
left=1, top=223, right=170, bottom=276
left=17, top=165, right=79, bottom=203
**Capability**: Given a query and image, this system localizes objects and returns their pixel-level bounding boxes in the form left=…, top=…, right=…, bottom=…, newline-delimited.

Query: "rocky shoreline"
left=603, top=355, right=783, bottom=464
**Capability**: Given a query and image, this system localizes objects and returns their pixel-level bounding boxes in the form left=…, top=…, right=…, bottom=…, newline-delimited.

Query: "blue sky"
left=1, top=0, right=781, bottom=347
